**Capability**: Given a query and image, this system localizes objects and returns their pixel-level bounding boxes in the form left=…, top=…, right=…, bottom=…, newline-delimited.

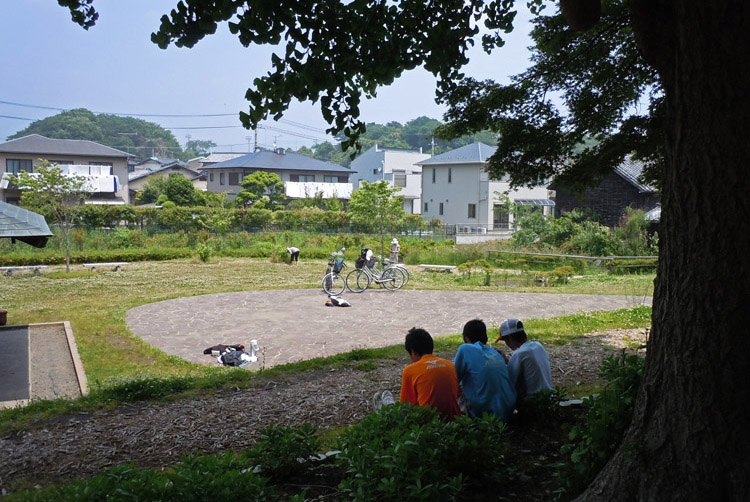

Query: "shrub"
left=244, top=424, right=321, bottom=481
left=336, top=403, right=506, bottom=500
left=95, top=376, right=194, bottom=402
left=197, top=244, right=212, bottom=262
left=558, top=352, right=645, bottom=499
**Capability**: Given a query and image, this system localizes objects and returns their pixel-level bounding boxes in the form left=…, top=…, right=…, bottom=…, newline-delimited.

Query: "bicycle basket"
left=333, top=257, right=345, bottom=273
left=366, top=258, right=376, bottom=268
left=355, top=256, right=365, bottom=269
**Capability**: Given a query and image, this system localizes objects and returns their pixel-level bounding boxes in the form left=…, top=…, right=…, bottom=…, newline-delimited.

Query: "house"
left=203, top=148, right=352, bottom=202
left=416, top=142, right=552, bottom=233
left=0, top=134, right=131, bottom=205
left=127, top=157, right=205, bottom=202
left=550, top=157, right=660, bottom=227
left=350, top=145, right=430, bottom=214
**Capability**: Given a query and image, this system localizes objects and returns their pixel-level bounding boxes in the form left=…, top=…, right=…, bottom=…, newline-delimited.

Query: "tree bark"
left=579, top=1, right=750, bottom=500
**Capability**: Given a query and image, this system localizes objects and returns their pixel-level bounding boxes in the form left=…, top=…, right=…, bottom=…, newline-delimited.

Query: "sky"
left=0, top=1, right=538, bottom=154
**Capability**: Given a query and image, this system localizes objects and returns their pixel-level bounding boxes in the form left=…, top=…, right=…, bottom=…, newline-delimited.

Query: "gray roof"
left=204, top=149, right=351, bottom=173
left=417, top=142, right=497, bottom=165
left=615, top=157, right=656, bottom=193
left=0, top=201, right=54, bottom=248
left=128, top=164, right=201, bottom=182
left=135, top=157, right=184, bottom=167
left=0, top=134, right=132, bottom=158
left=201, top=152, right=247, bottom=164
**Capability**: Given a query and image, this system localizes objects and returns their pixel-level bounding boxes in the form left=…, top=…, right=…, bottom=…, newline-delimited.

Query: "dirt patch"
left=0, top=328, right=648, bottom=495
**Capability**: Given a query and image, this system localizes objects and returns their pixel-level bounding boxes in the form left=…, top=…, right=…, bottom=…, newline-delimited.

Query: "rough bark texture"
left=580, top=1, right=750, bottom=500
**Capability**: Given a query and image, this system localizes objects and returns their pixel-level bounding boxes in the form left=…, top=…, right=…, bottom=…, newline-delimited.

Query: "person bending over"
left=496, top=318, right=553, bottom=402
left=400, top=327, right=461, bottom=420
left=287, top=246, right=300, bottom=264
left=454, top=319, right=516, bottom=421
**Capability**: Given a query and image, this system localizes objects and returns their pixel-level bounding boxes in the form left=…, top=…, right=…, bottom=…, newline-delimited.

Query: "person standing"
left=400, top=327, right=462, bottom=420
left=496, top=318, right=553, bottom=402
left=454, top=319, right=516, bottom=421
left=390, top=238, right=401, bottom=263
left=287, top=246, right=300, bottom=264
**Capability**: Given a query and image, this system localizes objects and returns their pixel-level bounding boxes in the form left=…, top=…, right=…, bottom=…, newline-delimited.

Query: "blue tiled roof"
left=417, top=142, right=497, bottom=165
left=203, top=149, right=350, bottom=173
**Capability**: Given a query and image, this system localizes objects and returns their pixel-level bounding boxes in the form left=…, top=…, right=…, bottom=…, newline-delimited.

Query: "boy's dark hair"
left=462, top=319, right=488, bottom=344
left=404, top=327, right=434, bottom=356
left=507, top=330, right=528, bottom=344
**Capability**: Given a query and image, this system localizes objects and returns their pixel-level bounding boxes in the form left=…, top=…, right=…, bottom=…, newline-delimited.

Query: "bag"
left=326, top=295, right=351, bottom=307
left=333, top=257, right=345, bottom=273
left=355, top=256, right=366, bottom=269
left=220, top=349, right=249, bottom=367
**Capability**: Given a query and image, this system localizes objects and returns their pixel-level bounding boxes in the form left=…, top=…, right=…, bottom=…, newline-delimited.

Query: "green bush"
left=557, top=352, right=645, bottom=499
left=197, top=244, right=212, bottom=262
left=244, top=424, right=321, bottom=481
left=336, top=403, right=507, bottom=501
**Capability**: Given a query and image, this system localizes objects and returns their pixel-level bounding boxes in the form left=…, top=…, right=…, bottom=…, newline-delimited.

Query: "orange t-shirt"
left=400, top=354, right=462, bottom=420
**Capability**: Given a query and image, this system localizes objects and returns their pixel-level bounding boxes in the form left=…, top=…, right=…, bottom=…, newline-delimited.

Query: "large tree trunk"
left=579, top=1, right=750, bottom=500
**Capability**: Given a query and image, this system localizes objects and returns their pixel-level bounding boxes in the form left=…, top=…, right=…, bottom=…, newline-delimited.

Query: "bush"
left=197, top=244, right=212, bottom=262
left=96, top=376, right=194, bottom=402
left=244, top=424, right=321, bottom=481
left=558, top=352, right=645, bottom=499
left=336, top=403, right=506, bottom=501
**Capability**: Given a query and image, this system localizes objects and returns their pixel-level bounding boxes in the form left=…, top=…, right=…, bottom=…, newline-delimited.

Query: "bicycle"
left=322, top=248, right=347, bottom=295
left=346, top=255, right=407, bottom=293
left=382, top=256, right=410, bottom=286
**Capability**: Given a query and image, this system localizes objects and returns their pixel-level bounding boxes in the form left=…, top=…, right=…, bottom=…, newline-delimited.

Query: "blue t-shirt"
left=454, top=342, right=516, bottom=421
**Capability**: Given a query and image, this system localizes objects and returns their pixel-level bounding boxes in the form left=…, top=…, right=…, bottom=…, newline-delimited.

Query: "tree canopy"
left=236, top=171, right=286, bottom=209
left=9, top=107, right=210, bottom=162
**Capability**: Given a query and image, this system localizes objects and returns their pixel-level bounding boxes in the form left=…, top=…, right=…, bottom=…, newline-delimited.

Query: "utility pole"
left=245, top=135, right=252, bottom=153
left=431, top=136, right=435, bottom=156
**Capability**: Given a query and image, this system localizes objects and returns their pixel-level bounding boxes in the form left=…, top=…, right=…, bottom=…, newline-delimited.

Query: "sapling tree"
left=10, top=161, right=88, bottom=271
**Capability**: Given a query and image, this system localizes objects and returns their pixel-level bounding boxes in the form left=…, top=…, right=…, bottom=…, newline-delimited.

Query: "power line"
left=0, top=99, right=236, bottom=118
left=0, top=114, right=34, bottom=121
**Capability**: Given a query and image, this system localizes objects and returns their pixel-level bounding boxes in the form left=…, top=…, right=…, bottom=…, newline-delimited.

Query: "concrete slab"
left=0, top=322, right=88, bottom=409
left=126, top=289, right=648, bottom=369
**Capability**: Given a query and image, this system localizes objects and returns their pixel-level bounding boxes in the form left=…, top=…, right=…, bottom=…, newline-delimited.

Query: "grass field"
left=0, top=257, right=654, bottom=383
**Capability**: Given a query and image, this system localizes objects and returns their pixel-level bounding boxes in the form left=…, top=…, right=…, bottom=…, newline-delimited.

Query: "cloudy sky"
left=1, top=1, right=537, bottom=152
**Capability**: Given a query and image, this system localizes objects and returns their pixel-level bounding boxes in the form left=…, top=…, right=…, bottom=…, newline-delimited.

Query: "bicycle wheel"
left=346, top=269, right=370, bottom=293
left=381, top=267, right=407, bottom=290
left=322, top=272, right=345, bottom=295
left=396, top=265, right=410, bottom=286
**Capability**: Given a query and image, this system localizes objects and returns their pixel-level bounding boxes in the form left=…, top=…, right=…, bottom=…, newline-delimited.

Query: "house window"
left=432, top=168, right=436, bottom=183
left=493, top=205, right=510, bottom=229
left=424, top=202, right=429, bottom=212
left=291, top=174, right=314, bottom=182
left=209, top=173, right=214, bottom=182
left=219, top=173, right=225, bottom=185
left=393, top=173, right=406, bottom=187
left=468, top=204, right=476, bottom=219
left=373, top=168, right=379, bottom=175
left=448, top=167, right=452, bottom=183
left=439, top=202, right=444, bottom=216
left=324, top=175, right=341, bottom=183
left=6, top=159, right=32, bottom=174
left=228, top=173, right=240, bottom=185
left=50, top=160, right=73, bottom=165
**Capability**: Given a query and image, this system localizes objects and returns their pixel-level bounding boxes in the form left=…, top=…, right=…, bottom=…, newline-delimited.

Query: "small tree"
left=348, top=181, right=405, bottom=258
left=10, top=161, right=87, bottom=271
left=163, top=175, right=197, bottom=206
left=135, top=176, right=168, bottom=205
left=236, top=171, right=285, bottom=209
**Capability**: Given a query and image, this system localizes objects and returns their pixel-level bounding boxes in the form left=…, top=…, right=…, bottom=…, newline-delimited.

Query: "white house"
left=416, top=142, right=553, bottom=233
left=350, top=145, right=430, bottom=214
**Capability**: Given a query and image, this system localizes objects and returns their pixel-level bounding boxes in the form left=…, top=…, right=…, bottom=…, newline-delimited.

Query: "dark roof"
left=0, top=134, right=132, bottom=158
left=614, top=157, right=657, bottom=193
left=0, top=201, right=54, bottom=248
left=417, top=142, right=496, bottom=165
left=203, top=149, right=350, bottom=173
left=135, top=157, right=184, bottom=167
